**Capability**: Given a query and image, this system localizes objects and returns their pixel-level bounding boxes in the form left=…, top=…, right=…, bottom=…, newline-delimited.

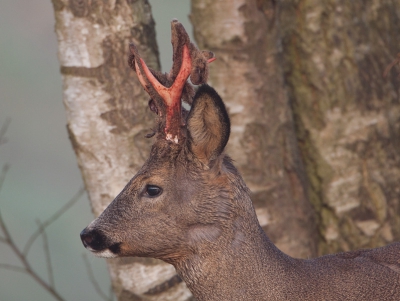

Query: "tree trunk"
left=52, top=0, right=400, bottom=299
left=52, top=1, right=192, bottom=300
left=280, top=0, right=400, bottom=254
left=190, top=0, right=318, bottom=258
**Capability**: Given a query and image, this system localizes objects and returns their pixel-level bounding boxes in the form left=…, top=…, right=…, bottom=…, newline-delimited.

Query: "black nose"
left=80, top=228, right=108, bottom=251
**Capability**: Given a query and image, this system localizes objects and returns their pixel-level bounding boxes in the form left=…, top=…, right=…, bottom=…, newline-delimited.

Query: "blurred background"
left=0, top=1, right=192, bottom=300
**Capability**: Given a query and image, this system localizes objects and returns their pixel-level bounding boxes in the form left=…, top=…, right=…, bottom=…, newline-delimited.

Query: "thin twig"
left=0, top=164, right=10, bottom=193
left=0, top=263, right=27, bottom=273
left=0, top=210, right=65, bottom=301
left=383, top=52, right=400, bottom=78
left=0, top=121, right=85, bottom=300
left=83, top=254, right=113, bottom=301
left=0, top=120, right=10, bottom=193
left=0, top=118, right=11, bottom=146
left=23, top=187, right=85, bottom=256
left=36, top=219, right=54, bottom=288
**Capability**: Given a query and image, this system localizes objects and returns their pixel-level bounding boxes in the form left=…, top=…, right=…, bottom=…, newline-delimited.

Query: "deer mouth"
left=80, top=227, right=121, bottom=258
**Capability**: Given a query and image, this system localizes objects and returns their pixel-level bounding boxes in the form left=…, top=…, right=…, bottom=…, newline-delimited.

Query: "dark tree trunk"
left=281, top=0, right=400, bottom=254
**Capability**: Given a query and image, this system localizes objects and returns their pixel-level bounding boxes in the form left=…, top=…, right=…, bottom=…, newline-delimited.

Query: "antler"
left=128, top=20, right=215, bottom=144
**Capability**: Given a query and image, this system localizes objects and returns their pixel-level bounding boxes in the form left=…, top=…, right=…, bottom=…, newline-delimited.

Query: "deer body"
left=80, top=21, right=400, bottom=300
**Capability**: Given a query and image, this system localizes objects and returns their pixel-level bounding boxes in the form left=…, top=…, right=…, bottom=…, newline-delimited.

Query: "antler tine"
left=135, top=45, right=191, bottom=108
left=129, top=20, right=215, bottom=144
left=132, top=44, right=191, bottom=143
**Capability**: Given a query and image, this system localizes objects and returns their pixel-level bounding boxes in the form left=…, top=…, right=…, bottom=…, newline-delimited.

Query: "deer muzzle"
left=80, top=227, right=121, bottom=258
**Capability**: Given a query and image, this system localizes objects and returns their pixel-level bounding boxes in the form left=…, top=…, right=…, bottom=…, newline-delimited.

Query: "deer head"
left=79, top=21, right=252, bottom=264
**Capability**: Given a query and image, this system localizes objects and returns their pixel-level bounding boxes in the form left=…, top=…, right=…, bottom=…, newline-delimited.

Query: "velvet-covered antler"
left=128, top=20, right=215, bottom=143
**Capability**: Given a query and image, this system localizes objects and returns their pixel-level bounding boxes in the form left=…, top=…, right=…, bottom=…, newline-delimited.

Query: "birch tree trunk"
left=52, top=1, right=192, bottom=300
left=281, top=1, right=400, bottom=254
left=191, top=0, right=318, bottom=258
left=52, top=0, right=400, bottom=300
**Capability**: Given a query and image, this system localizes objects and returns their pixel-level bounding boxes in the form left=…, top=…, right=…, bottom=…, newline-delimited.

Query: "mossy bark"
left=280, top=0, right=400, bottom=254
left=52, top=1, right=192, bottom=300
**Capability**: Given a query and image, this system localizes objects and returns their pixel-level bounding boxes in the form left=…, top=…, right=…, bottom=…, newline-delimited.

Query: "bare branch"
left=383, top=52, right=400, bottom=78
left=83, top=254, right=114, bottom=301
left=0, top=263, right=27, bottom=273
left=36, top=219, right=54, bottom=288
left=0, top=118, right=11, bottom=146
left=0, top=209, right=13, bottom=245
left=0, top=120, right=88, bottom=300
left=23, top=187, right=85, bottom=255
left=0, top=164, right=10, bottom=193
left=0, top=209, right=65, bottom=301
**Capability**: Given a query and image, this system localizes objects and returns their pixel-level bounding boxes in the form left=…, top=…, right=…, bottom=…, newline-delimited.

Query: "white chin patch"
left=87, top=247, right=117, bottom=258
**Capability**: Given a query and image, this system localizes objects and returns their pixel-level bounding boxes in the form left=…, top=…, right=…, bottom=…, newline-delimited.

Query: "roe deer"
left=80, top=21, right=400, bottom=301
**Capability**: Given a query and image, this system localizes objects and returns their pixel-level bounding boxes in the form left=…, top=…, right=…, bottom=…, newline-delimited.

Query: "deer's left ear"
left=186, top=85, right=230, bottom=165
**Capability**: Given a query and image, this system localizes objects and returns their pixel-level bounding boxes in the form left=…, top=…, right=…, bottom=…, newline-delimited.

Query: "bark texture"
left=281, top=0, right=400, bottom=254
left=191, top=0, right=318, bottom=258
left=52, top=1, right=192, bottom=300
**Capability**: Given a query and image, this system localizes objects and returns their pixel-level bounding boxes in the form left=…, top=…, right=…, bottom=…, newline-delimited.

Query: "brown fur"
left=81, top=21, right=400, bottom=301
left=187, top=85, right=230, bottom=165
left=81, top=85, right=400, bottom=300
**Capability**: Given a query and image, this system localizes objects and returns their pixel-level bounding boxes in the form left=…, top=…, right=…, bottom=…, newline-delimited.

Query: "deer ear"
left=186, top=85, right=230, bottom=165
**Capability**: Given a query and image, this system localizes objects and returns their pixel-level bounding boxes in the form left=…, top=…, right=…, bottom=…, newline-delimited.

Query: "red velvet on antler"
left=135, top=45, right=191, bottom=143
left=128, top=20, right=215, bottom=144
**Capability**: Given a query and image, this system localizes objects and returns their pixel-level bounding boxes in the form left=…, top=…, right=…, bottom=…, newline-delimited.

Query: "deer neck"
left=174, top=197, right=297, bottom=301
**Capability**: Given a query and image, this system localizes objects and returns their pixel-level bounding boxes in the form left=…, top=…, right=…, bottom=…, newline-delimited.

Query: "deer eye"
left=145, top=185, right=163, bottom=197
